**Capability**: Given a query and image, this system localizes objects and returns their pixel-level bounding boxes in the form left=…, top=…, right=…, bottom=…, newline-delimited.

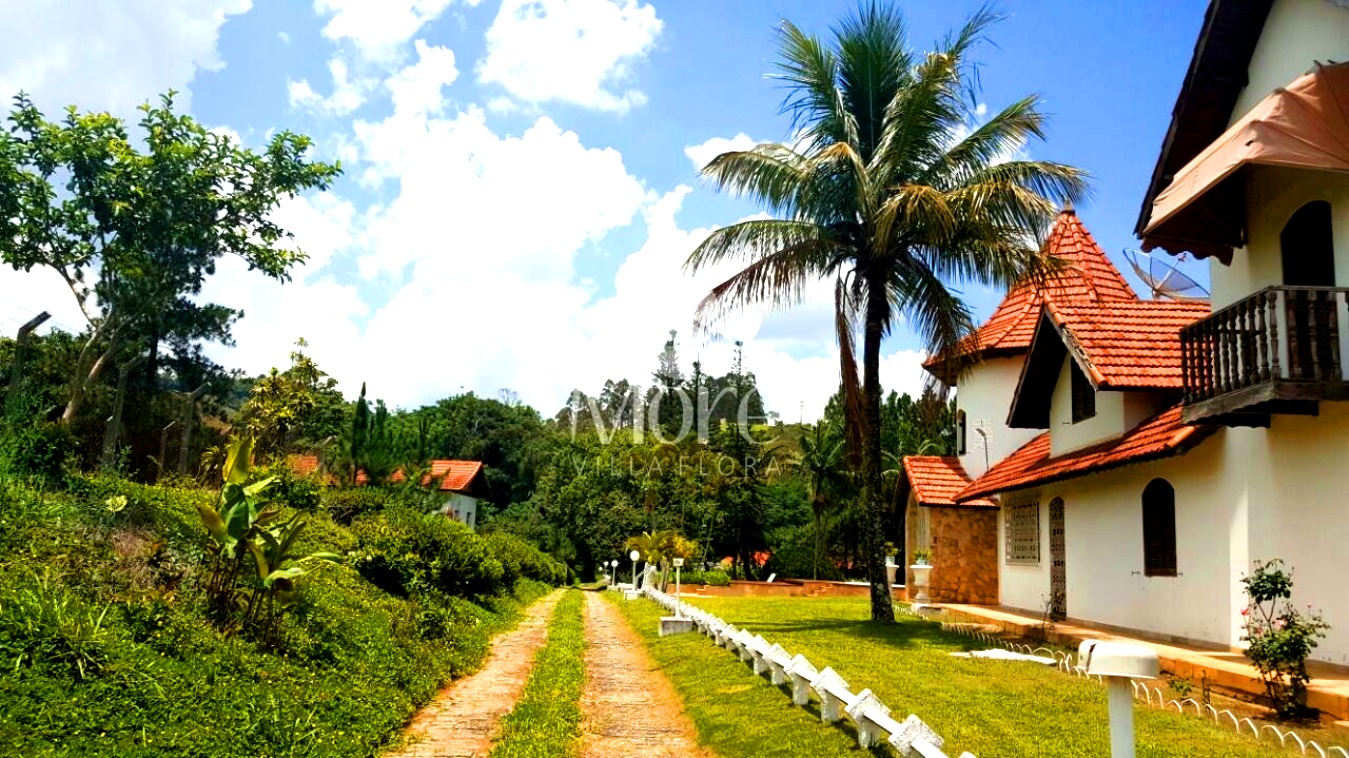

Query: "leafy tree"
left=686, top=6, right=1084, bottom=621
left=236, top=342, right=347, bottom=462
left=0, top=92, right=341, bottom=426
left=794, top=420, right=845, bottom=578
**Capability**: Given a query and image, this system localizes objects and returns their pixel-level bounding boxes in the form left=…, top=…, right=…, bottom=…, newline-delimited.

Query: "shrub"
left=482, top=532, right=568, bottom=587
left=352, top=507, right=505, bottom=598
left=321, top=487, right=397, bottom=525
left=682, top=570, right=731, bottom=587
left=1240, top=558, right=1331, bottom=719
left=0, top=421, right=76, bottom=486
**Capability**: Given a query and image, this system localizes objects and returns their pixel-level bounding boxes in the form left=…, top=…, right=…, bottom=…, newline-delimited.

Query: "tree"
left=686, top=6, right=1085, bottom=621
left=237, top=342, right=347, bottom=461
left=795, top=421, right=845, bottom=579
left=0, top=92, right=341, bottom=426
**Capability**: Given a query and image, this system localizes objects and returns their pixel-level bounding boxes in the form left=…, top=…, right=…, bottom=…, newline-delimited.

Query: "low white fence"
left=643, top=588, right=977, bottom=758
left=892, top=605, right=1349, bottom=758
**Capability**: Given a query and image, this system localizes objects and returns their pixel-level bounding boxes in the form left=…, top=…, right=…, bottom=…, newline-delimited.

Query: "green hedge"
left=0, top=474, right=561, bottom=757
left=681, top=570, right=732, bottom=587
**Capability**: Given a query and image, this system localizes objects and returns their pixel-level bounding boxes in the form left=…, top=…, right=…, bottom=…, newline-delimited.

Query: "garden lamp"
left=1078, top=640, right=1159, bottom=758
left=610, top=559, right=619, bottom=588
left=629, top=549, right=640, bottom=589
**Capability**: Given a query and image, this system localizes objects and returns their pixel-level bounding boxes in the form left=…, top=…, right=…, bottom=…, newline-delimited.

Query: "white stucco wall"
left=1210, top=167, right=1349, bottom=309
left=442, top=493, right=479, bottom=530
left=956, top=356, right=1041, bottom=478
left=1230, top=0, right=1349, bottom=120
left=997, top=408, right=1349, bottom=664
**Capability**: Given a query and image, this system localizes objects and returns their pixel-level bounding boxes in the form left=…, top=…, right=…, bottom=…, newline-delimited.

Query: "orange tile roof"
left=925, top=209, right=1137, bottom=377
left=901, top=456, right=996, bottom=508
left=957, top=404, right=1216, bottom=501
left=390, top=460, right=484, bottom=492
left=288, top=454, right=321, bottom=478
left=1046, top=299, right=1210, bottom=389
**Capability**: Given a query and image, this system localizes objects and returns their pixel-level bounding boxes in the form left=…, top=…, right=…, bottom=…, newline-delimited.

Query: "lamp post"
left=672, top=557, right=684, bottom=618
left=629, top=549, right=640, bottom=590
left=610, top=559, right=619, bottom=590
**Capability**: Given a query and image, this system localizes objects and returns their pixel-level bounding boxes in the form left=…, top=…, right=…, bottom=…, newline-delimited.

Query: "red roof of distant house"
left=957, top=405, right=1216, bottom=501
left=1044, top=299, right=1210, bottom=390
left=925, top=209, right=1137, bottom=381
left=288, top=454, right=321, bottom=478
left=901, top=456, right=995, bottom=508
left=390, top=460, right=486, bottom=493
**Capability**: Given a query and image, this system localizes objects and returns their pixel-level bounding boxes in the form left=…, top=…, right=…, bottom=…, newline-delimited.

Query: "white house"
left=393, top=459, right=489, bottom=530
left=904, top=0, right=1349, bottom=669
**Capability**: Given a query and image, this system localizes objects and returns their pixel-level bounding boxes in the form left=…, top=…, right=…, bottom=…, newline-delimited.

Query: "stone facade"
left=906, top=502, right=998, bottom=605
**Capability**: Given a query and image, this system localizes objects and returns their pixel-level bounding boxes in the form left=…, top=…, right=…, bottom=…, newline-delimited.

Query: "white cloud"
left=0, top=0, right=252, bottom=117
left=288, top=57, right=371, bottom=115
left=684, top=133, right=761, bottom=173
left=313, top=0, right=466, bottom=62
left=278, top=31, right=291, bottom=45
left=385, top=40, right=458, bottom=115
left=478, top=0, right=662, bottom=113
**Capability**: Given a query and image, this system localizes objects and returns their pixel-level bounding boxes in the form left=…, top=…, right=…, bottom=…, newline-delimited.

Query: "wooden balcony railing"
left=1180, top=286, right=1349, bottom=420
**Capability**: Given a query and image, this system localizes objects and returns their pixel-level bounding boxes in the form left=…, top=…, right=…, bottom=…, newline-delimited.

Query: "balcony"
left=1180, top=286, right=1349, bottom=425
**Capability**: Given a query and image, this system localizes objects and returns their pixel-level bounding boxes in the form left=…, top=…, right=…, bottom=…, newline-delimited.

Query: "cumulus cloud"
left=0, top=0, right=252, bottom=117
left=288, top=58, right=371, bottom=115
left=312, top=0, right=467, bottom=62
left=683, top=133, right=762, bottom=173
left=478, top=0, right=662, bottom=113
left=384, top=40, right=459, bottom=116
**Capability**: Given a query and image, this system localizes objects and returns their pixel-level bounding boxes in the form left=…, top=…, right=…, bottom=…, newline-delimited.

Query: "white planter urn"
left=909, top=564, right=933, bottom=604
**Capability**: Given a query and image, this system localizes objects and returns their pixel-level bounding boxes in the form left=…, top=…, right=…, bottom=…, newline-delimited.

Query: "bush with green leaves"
left=681, top=570, right=731, bottom=587
left=0, top=420, right=76, bottom=485
left=321, top=486, right=397, bottom=525
left=1240, top=558, right=1331, bottom=719
left=352, top=506, right=505, bottom=598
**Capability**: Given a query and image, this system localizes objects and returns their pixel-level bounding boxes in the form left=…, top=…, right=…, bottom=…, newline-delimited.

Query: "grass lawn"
left=491, top=590, right=586, bottom=758
left=618, top=594, right=1316, bottom=758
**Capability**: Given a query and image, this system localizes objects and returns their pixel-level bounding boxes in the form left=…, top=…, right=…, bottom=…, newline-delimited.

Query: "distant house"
left=391, top=460, right=490, bottom=530
left=902, top=0, right=1349, bottom=667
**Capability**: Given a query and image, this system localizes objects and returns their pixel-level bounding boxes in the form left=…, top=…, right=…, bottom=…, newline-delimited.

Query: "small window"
left=1142, top=478, right=1177, bottom=577
left=1006, top=500, right=1040, bottom=564
left=956, top=410, right=967, bottom=455
left=1070, top=361, right=1095, bottom=423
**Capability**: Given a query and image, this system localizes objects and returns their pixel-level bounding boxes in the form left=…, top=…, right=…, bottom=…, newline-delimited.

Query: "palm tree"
left=795, top=422, right=845, bottom=579
left=686, top=5, right=1086, bottom=622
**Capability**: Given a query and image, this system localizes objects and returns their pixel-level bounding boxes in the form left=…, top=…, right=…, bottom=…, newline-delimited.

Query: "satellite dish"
left=1123, top=248, right=1209, bottom=301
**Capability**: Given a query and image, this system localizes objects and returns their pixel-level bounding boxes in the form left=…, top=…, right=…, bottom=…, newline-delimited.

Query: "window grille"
left=1006, top=499, right=1040, bottom=564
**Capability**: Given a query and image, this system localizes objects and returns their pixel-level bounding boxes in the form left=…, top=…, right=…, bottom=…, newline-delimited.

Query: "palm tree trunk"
left=862, top=275, right=896, bottom=623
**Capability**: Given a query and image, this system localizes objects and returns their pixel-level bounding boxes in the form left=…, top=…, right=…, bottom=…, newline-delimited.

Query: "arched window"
left=1281, top=201, right=1335, bottom=287
left=956, top=410, right=967, bottom=455
left=1142, top=478, right=1177, bottom=577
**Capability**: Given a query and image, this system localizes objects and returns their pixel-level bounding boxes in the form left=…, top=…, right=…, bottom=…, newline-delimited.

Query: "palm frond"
left=691, top=231, right=836, bottom=330
left=699, top=144, right=811, bottom=217
left=684, top=218, right=832, bottom=273
left=834, top=276, right=864, bottom=468
left=773, top=21, right=857, bottom=150
left=835, top=2, right=912, bottom=159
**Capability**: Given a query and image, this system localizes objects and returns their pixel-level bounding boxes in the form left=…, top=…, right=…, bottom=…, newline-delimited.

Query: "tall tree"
left=686, top=6, right=1085, bottom=621
left=0, top=92, right=341, bottom=425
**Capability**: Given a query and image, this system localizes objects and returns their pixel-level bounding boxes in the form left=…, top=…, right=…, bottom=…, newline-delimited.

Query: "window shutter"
left=1071, top=361, right=1096, bottom=423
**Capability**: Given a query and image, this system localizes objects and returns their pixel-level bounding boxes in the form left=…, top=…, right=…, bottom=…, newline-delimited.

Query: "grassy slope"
left=0, top=475, right=550, bottom=757
left=490, top=589, right=587, bottom=758
left=621, top=594, right=1306, bottom=758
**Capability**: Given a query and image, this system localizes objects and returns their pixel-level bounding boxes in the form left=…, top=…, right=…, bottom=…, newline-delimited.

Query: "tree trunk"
left=862, top=273, right=895, bottom=623
left=62, top=324, right=121, bottom=426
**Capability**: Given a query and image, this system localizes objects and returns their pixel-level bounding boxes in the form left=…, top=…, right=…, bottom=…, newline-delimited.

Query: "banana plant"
left=196, top=434, right=339, bottom=642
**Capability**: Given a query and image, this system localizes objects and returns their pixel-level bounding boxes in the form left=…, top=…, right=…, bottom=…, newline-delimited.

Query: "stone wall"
left=926, top=506, right=998, bottom=604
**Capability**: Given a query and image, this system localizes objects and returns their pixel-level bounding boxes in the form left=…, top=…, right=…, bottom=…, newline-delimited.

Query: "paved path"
left=579, top=591, right=709, bottom=758
left=387, top=590, right=564, bottom=758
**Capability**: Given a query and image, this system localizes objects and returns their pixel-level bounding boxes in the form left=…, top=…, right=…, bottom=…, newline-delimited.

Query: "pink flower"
left=1241, top=608, right=1249, bottom=616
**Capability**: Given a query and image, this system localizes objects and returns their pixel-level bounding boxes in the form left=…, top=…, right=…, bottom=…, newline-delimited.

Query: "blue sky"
left=0, top=0, right=1210, bottom=420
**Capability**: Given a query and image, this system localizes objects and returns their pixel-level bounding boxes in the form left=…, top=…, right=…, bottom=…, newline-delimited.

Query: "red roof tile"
left=902, top=456, right=996, bottom=508
left=288, top=454, right=321, bottom=478
left=957, top=405, right=1216, bottom=501
left=1046, top=299, right=1210, bottom=389
left=390, top=460, right=485, bottom=492
left=925, top=209, right=1137, bottom=378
